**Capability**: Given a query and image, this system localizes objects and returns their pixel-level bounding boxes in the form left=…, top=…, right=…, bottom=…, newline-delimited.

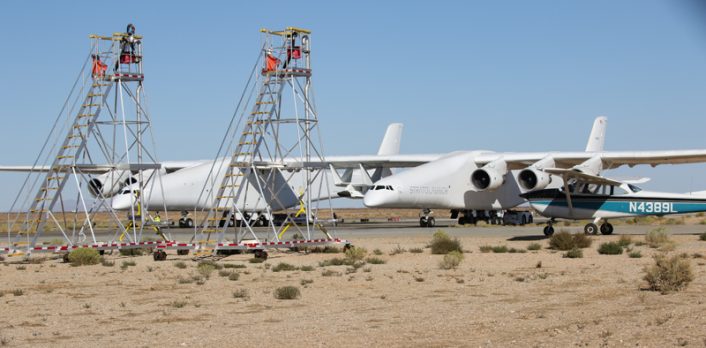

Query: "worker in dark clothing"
left=282, top=32, right=301, bottom=69
left=115, top=23, right=137, bottom=71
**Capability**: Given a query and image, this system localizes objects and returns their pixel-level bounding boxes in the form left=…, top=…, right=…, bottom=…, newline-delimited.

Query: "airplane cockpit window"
left=613, top=185, right=628, bottom=195
left=627, top=184, right=642, bottom=193
left=372, top=185, right=394, bottom=191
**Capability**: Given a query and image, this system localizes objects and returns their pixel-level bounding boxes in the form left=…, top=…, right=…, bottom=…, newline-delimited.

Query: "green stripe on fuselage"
left=531, top=199, right=706, bottom=216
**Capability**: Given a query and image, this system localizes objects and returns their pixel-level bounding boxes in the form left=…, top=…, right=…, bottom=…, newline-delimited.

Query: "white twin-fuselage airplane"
left=363, top=117, right=706, bottom=227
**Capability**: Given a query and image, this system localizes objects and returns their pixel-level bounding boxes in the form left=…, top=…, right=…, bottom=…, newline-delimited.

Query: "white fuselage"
left=363, top=151, right=548, bottom=210
left=111, top=158, right=337, bottom=211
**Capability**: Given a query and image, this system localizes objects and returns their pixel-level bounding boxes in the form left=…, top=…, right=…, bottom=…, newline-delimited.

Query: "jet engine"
left=87, top=170, right=131, bottom=198
left=518, top=168, right=551, bottom=191
left=518, top=157, right=555, bottom=191
left=470, top=159, right=507, bottom=191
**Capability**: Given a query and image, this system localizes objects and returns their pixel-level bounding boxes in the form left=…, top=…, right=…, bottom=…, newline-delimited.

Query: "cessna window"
left=627, top=184, right=642, bottom=193
left=613, top=185, right=628, bottom=195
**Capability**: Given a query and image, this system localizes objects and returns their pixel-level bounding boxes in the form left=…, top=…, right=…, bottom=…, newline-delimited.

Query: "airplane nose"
left=111, top=194, right=133, bottom=210
left=364, top=191, right=392, bottom=207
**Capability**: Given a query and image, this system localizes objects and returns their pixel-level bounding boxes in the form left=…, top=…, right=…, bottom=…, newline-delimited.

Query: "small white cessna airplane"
left=521, top=170, right=706, bottom=236
left=363, top=117, right=706, bottom=227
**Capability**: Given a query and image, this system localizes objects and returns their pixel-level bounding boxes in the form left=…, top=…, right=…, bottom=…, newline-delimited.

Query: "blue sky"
left=1, top=1, right=706, bottom=209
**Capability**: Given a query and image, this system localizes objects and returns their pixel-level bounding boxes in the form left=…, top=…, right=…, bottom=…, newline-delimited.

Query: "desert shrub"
left=307, top=246, right=342, bottom=254
left=617, top=235, right=633, bottom=248
left=218, top=270, right=232, bottom=277
left=365, top=257, right=386, bottom=265
left=120, top=260, right=137, bottom=270
left=439, top=251, right=464, bottom=270
left=598, top=242, right=623, bottom=255
left=508, top=248, right=526, bottom=253
left=197, top=262, right=216, bottom=278
left=300, top=265, right=315, bottom=272
left=274, top=286, right=301, bottom=300
left=563, top=247, right=583, bottom=259
left=272, top=262, right=298, bottom=272
left=12, top=289, right=24, bottom=296
left=372, top=249, right=383, bottom=256
left=491, top=245, right=508, bottom=253
left=318, top=258, right=350, bottom=267
left=228, top=272, right=240, bottom=281
left=119, top=248, right=146, bottom=256
left=223, top=263, right=246, bottom=269
left=643, top=254, right=693, bottom=294
left=389, top=245, right=406, bottom=256
left=198, top=260, right=223, bottom=270
left=549, top=231, right=592, bottom=251
left=300, top=279, right=314, bottom=286
left=321, top=269, right=341, bottom=277
left=629, top=251, right=642, bottom=258
left=232, top=289, right=249, bottom=299
left=479, top=245, right=493, bottom=253
left=170, top=300, right=188, bottom=308
left=646, top=227, right=670, bottom=248
left=101, top=259, right=115, bottom=267
left=249, top=257, right=265, bottom=263
left=699, top=232, right=706, bottom=241
left=67, top=249, right=101, bottom=266
left=430, top=230, right=462, bottom=254
left=344, top=246, right=367, bottom=261
left=527, top=243, right=542, bottom=251
left=409, top=247, right=424, bottom=254
left=174, top=261, right=187, bottom=269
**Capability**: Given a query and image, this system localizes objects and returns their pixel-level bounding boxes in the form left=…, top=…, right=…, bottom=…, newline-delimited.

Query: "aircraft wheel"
left=543, top=225, right=554, bottom=236
left=186, top=218, right=194, bottom=228
left=153, top=249, right=167, bottom=261
left=458, top=217, right=466, bottom=225
left=427, top=217, right=436, bottom=228
left=584, top=223, right=598, bottom=235
left=176, top=249, right=189, bottom=256
left=253, top=250, right=268, bottom=261
left=600, top=223, right=614, bottom=235
left=419, top=217, right=428, bottom=227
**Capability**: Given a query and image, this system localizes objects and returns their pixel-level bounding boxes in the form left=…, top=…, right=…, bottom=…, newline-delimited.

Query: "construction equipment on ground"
left=3, top=24, right=169, bottom=256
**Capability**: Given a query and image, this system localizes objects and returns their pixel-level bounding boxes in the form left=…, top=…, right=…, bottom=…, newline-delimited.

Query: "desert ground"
left=2, top=222, right=706, bottom=347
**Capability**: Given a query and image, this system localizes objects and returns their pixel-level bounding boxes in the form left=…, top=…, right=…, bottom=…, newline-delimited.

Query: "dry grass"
left=643, top=254, right=694, bottom=294
left=549, top=231, right=592, bottom=251
left=274, top=286, right=301, bottom=300
left=430, top=230, right=462, bottom=254
left=439, top=251, right=464, bottom=270
left=67, top=249, right=101, bottom=266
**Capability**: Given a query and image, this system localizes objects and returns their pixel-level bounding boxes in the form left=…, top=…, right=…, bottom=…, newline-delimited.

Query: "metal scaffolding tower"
left=194, top=27, right=337, bottom=253
left=5, top=25, right=165, bottom=253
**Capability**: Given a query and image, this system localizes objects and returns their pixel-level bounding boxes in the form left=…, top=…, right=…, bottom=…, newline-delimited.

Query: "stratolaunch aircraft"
left=363, top=117, right=706, bottom=227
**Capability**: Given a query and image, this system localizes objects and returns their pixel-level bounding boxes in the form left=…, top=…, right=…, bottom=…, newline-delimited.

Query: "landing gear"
left=600, top=223, right=614, bottom=235
left=177, top=249, right=189, bottom=256
left=419, top=209, right=435, bottom=228
left=419, top=216, right=435, bottom=228
left=543, top=225, right=554, bottom=236
left=584, top=223, right=598, bottom=235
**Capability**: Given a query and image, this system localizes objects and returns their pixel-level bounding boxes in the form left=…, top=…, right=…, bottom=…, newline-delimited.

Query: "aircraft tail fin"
left=377, top=123, right=403, bottom=155
left=585, top=116, right=607, bottom=152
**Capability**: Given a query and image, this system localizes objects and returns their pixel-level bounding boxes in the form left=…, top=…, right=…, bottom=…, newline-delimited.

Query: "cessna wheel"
left=427, top=217, right=436, bottom=228
left=543, top=225, right=554, bottom=236
left=600, top=223, right=614, bottom=235
left=186, top=218, right=194, bottom=228
left=419, top=217, right=428, bottom=227
left=584, top=223, right=598, bottom=235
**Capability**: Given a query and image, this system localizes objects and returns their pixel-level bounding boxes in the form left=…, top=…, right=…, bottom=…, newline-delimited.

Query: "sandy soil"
left=1, top=229, right=706, bottom=347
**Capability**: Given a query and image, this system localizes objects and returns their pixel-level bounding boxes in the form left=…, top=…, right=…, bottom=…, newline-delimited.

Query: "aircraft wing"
left=0, top=163, right=161, bottom=174
left=543, top=168, right=624, bottom=186
left=473, top=150, right=706, bottom=170
left=255, top=154, right=444, bottom=170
